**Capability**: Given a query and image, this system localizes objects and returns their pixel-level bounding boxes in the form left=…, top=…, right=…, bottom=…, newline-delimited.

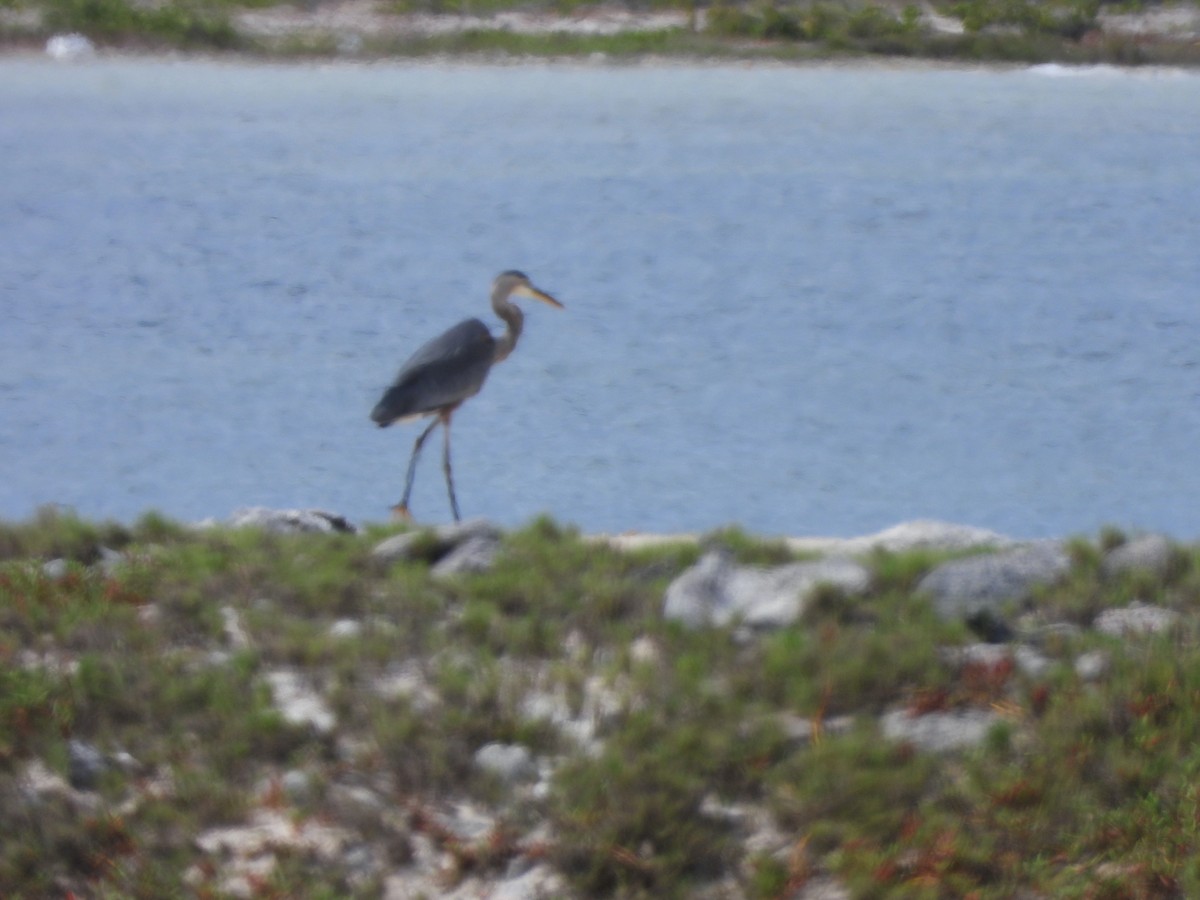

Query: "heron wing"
left=371, top=318, right=496, bottom=425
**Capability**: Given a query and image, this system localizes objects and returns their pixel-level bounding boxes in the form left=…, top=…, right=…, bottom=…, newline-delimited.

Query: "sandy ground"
left=233, top=1, right=699, bottom=40
left=231, top=0, right=1200, bottom=44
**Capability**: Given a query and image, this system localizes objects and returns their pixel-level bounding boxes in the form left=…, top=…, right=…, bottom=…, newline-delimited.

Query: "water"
left=2, top=58, right=1199, bottom=539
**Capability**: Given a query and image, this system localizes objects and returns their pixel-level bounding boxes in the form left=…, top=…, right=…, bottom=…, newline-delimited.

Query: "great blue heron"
left=370, top=270, right=564, bottom=522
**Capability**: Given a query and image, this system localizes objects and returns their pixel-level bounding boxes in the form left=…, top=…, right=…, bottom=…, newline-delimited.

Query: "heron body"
left=372, top=271, right=563, bottom=522
left=370, top=318, right=496, bottom=425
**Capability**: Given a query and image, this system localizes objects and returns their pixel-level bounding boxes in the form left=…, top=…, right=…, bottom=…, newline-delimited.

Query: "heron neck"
left=491, top=296, right=524, bottom=363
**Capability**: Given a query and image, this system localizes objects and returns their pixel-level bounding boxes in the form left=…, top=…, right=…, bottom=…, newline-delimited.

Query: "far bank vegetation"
left=2, top=0, right=1199, bottom=66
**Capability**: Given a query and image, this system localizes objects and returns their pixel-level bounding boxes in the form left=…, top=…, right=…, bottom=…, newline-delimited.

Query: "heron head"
left=494, top=270, right=564, bottom=309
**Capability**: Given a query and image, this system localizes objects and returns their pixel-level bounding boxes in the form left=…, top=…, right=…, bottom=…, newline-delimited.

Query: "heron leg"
left=440, top=410, right=461, bottom=522
left=395, top=416, right=441, bottom=517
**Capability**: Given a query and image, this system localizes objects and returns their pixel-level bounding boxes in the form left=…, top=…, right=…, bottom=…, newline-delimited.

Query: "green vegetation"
left=3, top=509, right=1200, bottom=895
left=31, top=0, right=240, bottom=49
left=2, top=0, right=1199, bottom=66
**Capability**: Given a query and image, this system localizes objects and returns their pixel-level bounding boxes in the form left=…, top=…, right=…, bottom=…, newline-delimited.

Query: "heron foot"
left=390, top=503, right=414, bottom=523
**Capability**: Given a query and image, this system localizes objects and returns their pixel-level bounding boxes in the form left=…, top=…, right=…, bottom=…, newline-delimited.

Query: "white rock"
left=372, top=665, right=440, bottom=712
left=880, top=708, right=1000, bottom=753
left=1013, top=644, right=1052, bottom=677
left=1094, top=601, right=1179, bottom=637
left=921, top=10, right=966, bottom=35
left=221, top=606, right=252, bottom=650
left=808, top=519, right=1014, bottom=556
left=474, top=742, right=537, bottom=783
left=486, top=863, right=568, bottom=900
left=597, top=519, right=1013, bottom=557
left=519, top=676, right=622, bottom=752
left=942, top=643, right=1011, bottom=669
left=46, top=33, right=95, bottom=60
left=795, top=876, right=853, bottom=899
left=629, top=635, right=661, bottom=666
left=663, top=552, right=870, bottom=629
left=20, top=759, right=73, bottom=799
left=195, top=808, right=351, bottom=896
left=329, top=618, right=363, bottom=639
left=264, top=669, right=336, bottom=734
left=1075, top=650, right=1110, bottom=681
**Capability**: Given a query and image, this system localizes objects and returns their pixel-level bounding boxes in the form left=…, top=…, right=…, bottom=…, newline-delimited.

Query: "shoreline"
left=7, top=42, right=1200, bottom=76
left=5, top=0, right=1200, bottom=69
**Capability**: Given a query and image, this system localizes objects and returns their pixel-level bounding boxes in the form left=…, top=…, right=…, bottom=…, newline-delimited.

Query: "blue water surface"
left=2, top=59, right=1199, bottom=538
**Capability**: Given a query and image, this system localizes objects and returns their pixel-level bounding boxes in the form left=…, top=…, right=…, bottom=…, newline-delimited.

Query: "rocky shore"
left=5, top=508, right=1199, bottom=896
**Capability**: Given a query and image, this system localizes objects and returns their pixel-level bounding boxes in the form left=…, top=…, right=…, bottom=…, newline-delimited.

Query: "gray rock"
left=371, top=532, right=421, bottom=563
left=328, top=783, right=386, bottom=829
left=1102, top=534, right=1175, bottom=579
left=342, top=842, right=385, bottom=886
left=282, top=769, right=314, bottom=804
left=97, top=546, right=125, bottom=576
left=663, top=551, right=871, bottom=629
left=227, top=507, right=356, bottom=534
left=880, top=708, right=1000, bottom=752
left=431, top=534, right=501, bottom=578
left=474, top=742, right=537, bottom=784
left=42, top=558, right=69, bottom=579
left=661, top=551, right=729, bottom=627
left=917, top=541, right=1071, bottom=626
left=68, top=739, right=108, bottom=790
left=372, top=518, right=501, bottom=568
left=1094, top=601, right=1179, bottom=637
left=431, top=802, right=497, bottom=844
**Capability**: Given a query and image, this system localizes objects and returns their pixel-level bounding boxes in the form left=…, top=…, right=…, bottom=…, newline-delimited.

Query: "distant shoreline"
left=4, top=0, right=1200, bottom=68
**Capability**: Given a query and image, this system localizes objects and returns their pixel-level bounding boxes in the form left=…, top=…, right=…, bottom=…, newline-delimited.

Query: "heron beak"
left=518, top=284, right=564, bottom=309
